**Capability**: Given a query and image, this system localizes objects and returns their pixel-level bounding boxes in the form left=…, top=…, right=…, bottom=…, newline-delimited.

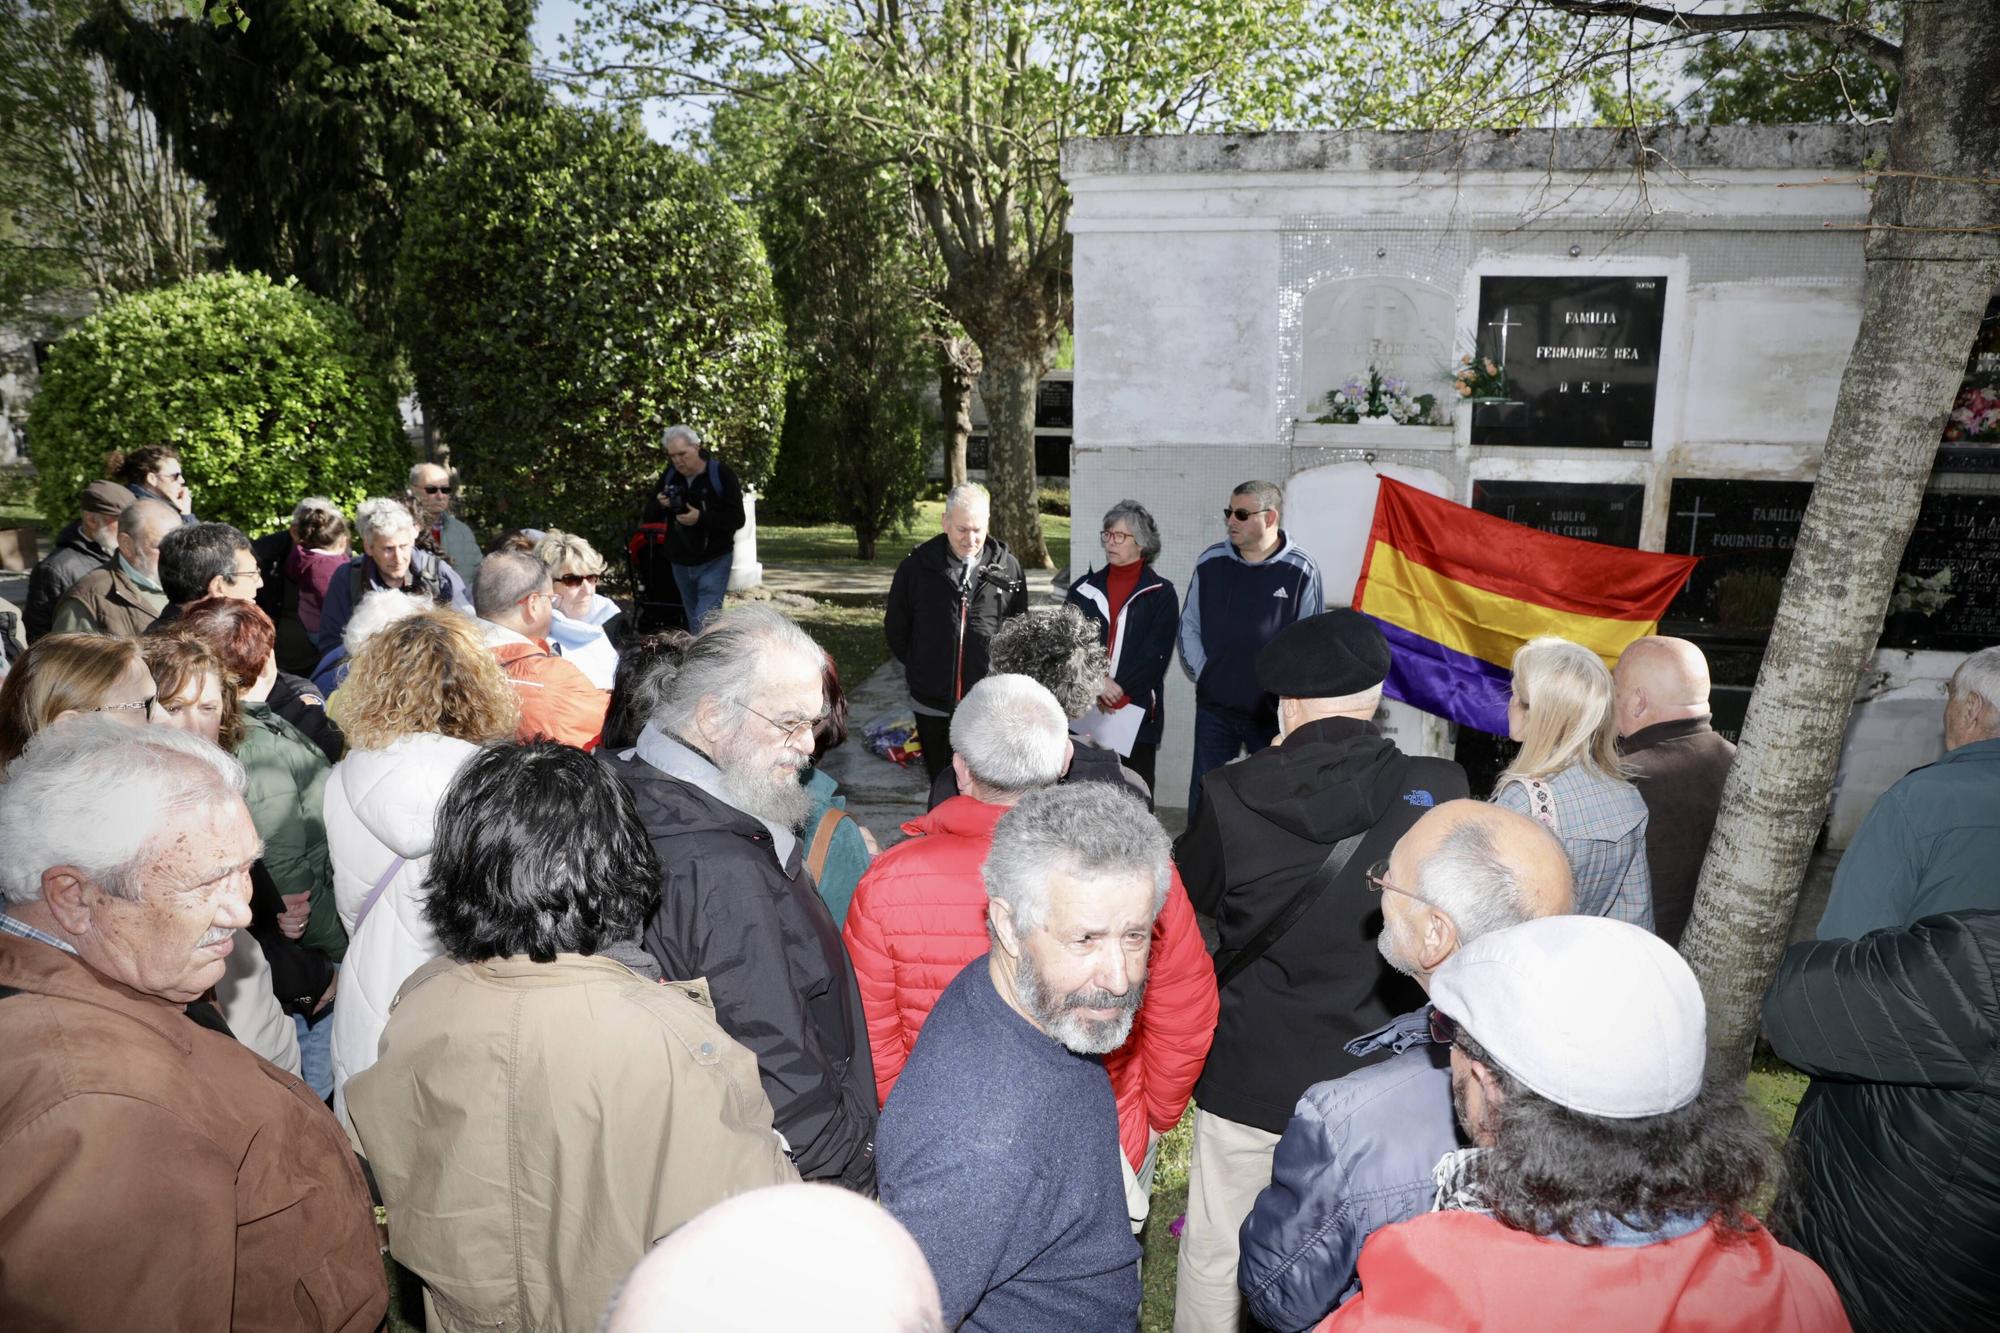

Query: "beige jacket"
left=345, top=953, right=797, bottom=1332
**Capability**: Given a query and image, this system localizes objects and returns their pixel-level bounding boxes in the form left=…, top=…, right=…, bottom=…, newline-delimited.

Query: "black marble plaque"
left=1471, top=275, right=1668, bottom=450
left=1662, top=479, right=1811, bottom=632
left=1470, top=480, right=1645, bottom=547
left=1935, top=291, right=2000, bottom=473
left=1887, top=491, right=2000, bottom=648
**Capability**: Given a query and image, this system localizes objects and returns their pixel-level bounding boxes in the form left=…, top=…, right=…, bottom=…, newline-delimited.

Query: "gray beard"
left=714, top=740, right=812, bottom=832
left=1014, top=949, right=1145, bottom=1056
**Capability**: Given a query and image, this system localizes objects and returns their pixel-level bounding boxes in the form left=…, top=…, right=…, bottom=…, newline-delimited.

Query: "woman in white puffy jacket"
left=323, top=607, right=520, bottom=1124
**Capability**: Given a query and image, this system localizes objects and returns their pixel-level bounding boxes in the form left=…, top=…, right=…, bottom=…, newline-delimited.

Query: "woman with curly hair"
left=107, top=443, right=195, bottom=521
left=323, top=607, right=520, bottom=1121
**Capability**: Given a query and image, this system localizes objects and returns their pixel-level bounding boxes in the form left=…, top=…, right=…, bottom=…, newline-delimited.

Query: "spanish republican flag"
left=1352, top=477, right=1698, bottom=735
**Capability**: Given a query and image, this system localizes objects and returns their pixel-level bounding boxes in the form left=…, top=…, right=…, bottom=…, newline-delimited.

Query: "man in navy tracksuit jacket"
left=1177, top=480, right=1323, bottom=816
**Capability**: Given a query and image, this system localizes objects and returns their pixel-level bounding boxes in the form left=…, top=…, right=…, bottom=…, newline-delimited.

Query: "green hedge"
left=29, top=270, right=407, bottom=534
left=397, top=108, right=786, bottom=548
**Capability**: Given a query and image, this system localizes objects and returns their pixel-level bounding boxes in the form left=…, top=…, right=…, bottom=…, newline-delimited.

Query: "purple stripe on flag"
left=1365, top=616, right=1514, bottom=735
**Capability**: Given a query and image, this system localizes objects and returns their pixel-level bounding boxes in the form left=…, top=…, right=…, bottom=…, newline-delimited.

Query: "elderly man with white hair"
left=1818, top=643, right=2000, bottom=937
left=407, top=459, right=483, bottom=580
left=0, top=720, right=386, bottom=1331
left=640, top=423, right=745, bottom=630
left=606, top=602, right=878, bottom=1189
left=606, top=1184, right=944, bottom=1333
left=877, top=781, right=1173, bottom=1330
left=884, top=480, right=1029, bottom=781
left=312, top=494, right=470, bottom=655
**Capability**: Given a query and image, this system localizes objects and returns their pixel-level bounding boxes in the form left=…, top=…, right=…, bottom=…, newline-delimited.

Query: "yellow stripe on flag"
left=1358, top=540, right=1660, bottom=670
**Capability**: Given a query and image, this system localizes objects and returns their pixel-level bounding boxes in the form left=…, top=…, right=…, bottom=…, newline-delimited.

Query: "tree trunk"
left=1680, top=1, right=2000, bottom=1082
left=940, top=348, right=971, bottom=490
left=977, top=349, right=1051, bottom=567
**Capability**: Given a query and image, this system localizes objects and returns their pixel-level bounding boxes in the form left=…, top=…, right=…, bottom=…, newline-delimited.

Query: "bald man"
left=1613, top=636, right=1737, bottom=946
left=1238, top=801, right=1573, bottom=1331
left=604, top=1184, right=944, bottom=1333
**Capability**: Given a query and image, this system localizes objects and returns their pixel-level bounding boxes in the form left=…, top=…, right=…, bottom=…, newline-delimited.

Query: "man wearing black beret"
left=1170, top=609, right=1469, bottom=1330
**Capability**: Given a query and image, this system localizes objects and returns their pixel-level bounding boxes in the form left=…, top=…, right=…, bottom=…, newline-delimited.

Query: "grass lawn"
left=759, top=497, right=1072, bottom=568
left=0, top=468, right=43, bottom=534
left=774, top=591, right=896, bottom=691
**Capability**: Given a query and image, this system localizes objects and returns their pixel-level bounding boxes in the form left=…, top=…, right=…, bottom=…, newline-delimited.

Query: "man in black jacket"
left=884, top=483, right=1029, bottom=781
left=1171, top=610, right=1468, bottom=1331
left=604, top=603, right=877, bottom=1191
left=640, top=424, right=745, bottom=631
left=23, top=480, right=124, bottom=641
left=1764, top=911, right=2000, bottom=1333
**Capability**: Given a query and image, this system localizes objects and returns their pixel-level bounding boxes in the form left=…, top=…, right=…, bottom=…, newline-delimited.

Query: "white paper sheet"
left=1071, top=702, right=1146, bottom=758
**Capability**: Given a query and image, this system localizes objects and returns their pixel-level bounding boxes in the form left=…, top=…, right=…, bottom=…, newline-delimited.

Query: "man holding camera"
left=641, top=424, right=745, bottom=631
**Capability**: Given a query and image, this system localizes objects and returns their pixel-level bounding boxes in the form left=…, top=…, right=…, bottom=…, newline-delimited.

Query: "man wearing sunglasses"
left=1177, top=479, right=1323, bottom=820
left=1238, top=801, right=1572, bottom=1331
left=407, top=461, right=484, bottom=582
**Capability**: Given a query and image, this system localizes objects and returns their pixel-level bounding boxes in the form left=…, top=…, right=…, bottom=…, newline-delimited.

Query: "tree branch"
left=1522, top=0, right=1902, bottom=77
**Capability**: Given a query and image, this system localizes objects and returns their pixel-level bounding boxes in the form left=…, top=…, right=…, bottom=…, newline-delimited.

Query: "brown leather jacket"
left=48, top=562, right=164, bottom=637
left=0, top=935, right=387, bottom=1332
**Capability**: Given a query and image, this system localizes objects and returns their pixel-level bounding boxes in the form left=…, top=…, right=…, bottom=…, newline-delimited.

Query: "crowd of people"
left=0, top=440, right=1994, bottom=1332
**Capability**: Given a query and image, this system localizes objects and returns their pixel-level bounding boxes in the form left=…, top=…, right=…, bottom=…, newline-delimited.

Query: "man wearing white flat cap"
left=1317, top=915, right=1850, bottom=1332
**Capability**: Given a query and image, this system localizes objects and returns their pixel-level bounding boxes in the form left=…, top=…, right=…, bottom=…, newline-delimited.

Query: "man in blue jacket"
left=1235, top=799, right=1572, bottom=1332
left=1818, top=645, right=2000, bottom=938
left=1177, top=479, right=1322, bottom=818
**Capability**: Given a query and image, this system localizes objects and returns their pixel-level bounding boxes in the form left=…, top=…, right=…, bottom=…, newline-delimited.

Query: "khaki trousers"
left=1172, top=1108, right=1280, bottom=1332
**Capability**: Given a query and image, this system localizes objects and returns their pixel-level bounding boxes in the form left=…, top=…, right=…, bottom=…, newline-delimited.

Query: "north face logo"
left=1272, top=587, right=1290, bottom=599
left=1403, top=790, right=1436, bottom=808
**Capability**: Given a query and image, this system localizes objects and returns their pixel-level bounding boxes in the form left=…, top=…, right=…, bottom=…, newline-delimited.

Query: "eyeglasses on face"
left=1223, top=506, right=1272, bottom=523
left=1099, top=530, right=1136, bottom=545
left=1428, top=1007, right=1461, bottom=1047
left=553, top=572, right=600, bottom=587
left=96, top=695, right=156, bottom=721
left=219, top=566, right=263, bottom=585
left=420, top=484, right=453, bottom=495
left=735, top=700, right=826, bottom=746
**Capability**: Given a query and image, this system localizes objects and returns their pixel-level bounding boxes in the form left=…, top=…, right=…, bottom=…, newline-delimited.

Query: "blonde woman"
left=323, top=608, right=520, bottom=1122
left=0, top=634, right=157, bottom=767
left=535, top=530, right=626, bottom=689
left=1492, top=636, right=1653, bottom=928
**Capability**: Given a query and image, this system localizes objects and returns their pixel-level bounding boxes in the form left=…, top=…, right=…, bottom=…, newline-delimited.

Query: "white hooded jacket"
left=325, top=732, right=481, bottom=1125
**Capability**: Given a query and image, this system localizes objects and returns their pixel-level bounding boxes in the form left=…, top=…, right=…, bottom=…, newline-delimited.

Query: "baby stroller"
left=626, top=522, right=690, bottom=634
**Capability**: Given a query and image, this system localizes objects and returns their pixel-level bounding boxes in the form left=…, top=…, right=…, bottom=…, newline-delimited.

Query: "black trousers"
left=914, top=711, right=954, bottom=781
left=1125, top=742, right=1158, bottom=807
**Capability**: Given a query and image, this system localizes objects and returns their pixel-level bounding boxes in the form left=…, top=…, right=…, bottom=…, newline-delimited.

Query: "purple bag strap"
left=352, top=855, right=406, bottom=935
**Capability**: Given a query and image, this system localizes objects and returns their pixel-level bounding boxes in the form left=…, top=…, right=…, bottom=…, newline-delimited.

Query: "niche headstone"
left=1470, top=480, right=1645, bottom=547
left=1297, top=277, right=1455, bottom=417
left=1472, top=275, right=1668, bottom=450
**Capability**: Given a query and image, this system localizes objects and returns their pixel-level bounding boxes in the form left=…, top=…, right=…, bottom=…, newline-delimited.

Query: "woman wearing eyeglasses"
left=0, top=633, right=158, bottom=767
left=109, top=444, right=197, bottom=523
left=1064, top=500, right=1180, bottom=795
left=1492, top=636, right=1653, bottom=929
left=535, top=531, right=627, bottom=690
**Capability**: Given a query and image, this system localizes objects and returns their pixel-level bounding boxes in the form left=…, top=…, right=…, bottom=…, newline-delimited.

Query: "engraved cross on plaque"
left=1674, top=496, right=1714, bottom=555
left=1485, top=306, right=1524, bottom=368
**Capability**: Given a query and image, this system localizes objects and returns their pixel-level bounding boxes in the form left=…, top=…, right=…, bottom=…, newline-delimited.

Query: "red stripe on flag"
left=1355, top=476, right=1696, bottom=622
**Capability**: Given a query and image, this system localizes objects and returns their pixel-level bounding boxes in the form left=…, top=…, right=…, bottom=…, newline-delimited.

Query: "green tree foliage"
left=760, top=135, right=935, bottom=559
left=28, top=269, right=406, bottom=533
left=571, top=0, right=1595, bottom=568
left=1677, top=13, right=1897, bottom=124
left=0, top=0, right=207, bottom=321
left=396, top=107, right=786, bottom=550
left=74, top=0, right=541, bottom=334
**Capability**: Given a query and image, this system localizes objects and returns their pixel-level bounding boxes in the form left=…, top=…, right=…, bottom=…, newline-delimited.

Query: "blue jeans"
left=1187, top=704, right=1278, bottom=819
left=672, top=553, right=733, bottom=631
left=293, top=1004, right=335, bottom=1099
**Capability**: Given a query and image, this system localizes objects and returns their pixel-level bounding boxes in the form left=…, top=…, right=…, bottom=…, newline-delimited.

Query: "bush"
left=28, top=270, right=407, bottom=534
left=397, top=108, right=786, bottom=549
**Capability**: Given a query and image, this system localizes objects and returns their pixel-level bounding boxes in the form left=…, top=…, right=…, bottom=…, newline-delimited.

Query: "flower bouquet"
left=1944, top=386, right=2000, bottom=444
left=1316, top=365, right=1436, bottom=425
left=1453, top=354, right=1508, bottom=402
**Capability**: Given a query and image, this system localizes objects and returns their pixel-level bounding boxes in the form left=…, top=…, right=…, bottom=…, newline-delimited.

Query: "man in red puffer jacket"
left=844, top=673, right=1216, bottom=1210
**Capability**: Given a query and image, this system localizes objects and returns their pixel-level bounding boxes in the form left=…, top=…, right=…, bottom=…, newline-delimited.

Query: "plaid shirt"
left=0, top=910, right=78, bottom=955
left=1494, top=765, right=1654, bottom=929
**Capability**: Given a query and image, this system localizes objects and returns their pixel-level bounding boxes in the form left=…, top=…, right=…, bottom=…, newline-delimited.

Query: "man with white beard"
left=605, top=603, right=878, bottom=1190
left=877, top=783, right=1173, bottom=1331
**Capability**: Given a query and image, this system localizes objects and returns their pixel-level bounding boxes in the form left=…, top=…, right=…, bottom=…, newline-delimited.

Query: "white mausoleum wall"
left=1062, top=126, right=1971, bottom=840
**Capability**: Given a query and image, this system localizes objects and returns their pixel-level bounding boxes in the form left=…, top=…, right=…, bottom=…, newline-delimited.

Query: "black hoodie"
left=1175, top=717, right=1468, bottom=1132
